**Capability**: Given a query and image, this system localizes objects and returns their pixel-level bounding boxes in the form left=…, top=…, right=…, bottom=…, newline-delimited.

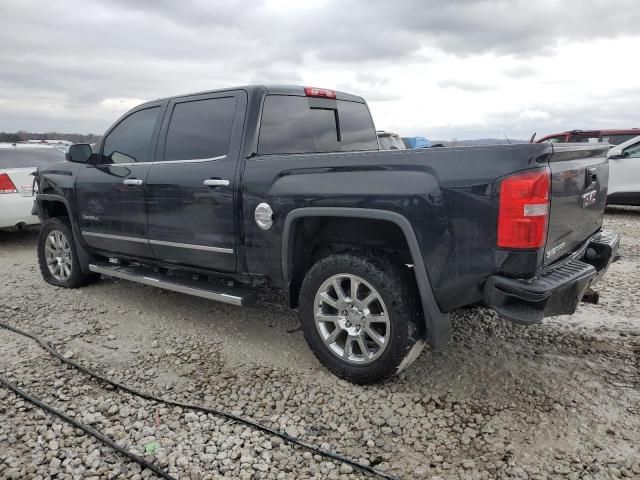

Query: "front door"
left=76, top=103, right=164, bottom=257
left=145, top=91, right=247, bottom=272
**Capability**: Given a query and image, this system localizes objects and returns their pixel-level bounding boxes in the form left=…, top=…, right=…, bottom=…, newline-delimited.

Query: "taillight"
left=0, top=173, right=17, bottom=194
left=304, top=86, right=336, bottom=99
left=497, top=169, right=550, bottom=249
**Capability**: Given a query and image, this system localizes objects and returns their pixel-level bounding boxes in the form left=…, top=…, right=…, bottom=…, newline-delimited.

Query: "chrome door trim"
left=107, top=155, right=227, bottom=167
left=155, top=155, right=227, bottom=165
left=149, top=239, right=233, bottom=254
left=82, top=231, right=148, bottom=243
left=81, top=232, right=234, bottom=254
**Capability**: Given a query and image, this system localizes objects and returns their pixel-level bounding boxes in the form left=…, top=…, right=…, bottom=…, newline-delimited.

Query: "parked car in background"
left=536, top=129, right=640, bottom=145
left=607, top=135, right=640, bottom=206
left=0, top=144, right=66, bottom=229
left=376, top=131, right=406, bottom=150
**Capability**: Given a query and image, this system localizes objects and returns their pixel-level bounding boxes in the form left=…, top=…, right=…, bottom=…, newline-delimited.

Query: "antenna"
left=503, top=134, right=512, bottom=145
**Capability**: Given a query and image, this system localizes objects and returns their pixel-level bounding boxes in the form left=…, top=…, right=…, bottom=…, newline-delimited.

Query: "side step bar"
left=88, top=262, right=255, bottom=306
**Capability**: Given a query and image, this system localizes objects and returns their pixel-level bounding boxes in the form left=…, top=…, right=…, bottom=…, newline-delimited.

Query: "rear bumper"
left=484, top=230, right=620, bottom=325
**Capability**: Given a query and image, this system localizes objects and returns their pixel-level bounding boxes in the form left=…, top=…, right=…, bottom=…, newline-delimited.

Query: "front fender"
left=35, top=194, right=96, bottom=274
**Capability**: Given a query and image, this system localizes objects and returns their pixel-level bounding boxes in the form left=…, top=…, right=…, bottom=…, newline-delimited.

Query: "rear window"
left=0, top=146, right=66, bottom=169
left=258, top=95, right=378, bottom=154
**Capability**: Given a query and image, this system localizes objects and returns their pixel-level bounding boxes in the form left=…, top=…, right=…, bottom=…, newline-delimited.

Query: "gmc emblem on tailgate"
left=582, top=189, right=597, bottom=208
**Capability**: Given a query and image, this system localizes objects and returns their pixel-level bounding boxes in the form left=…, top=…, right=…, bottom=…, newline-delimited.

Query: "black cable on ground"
left=0, top=321, right=399, bottom=480
left=0, top=374, right=176, bottom=480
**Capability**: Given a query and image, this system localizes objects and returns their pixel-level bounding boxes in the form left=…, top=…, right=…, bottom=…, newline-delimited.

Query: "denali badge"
left=546, top=241, right=566, bottom=259
left=82, top=214, right=99, bottom=221
left=582, top=189, right=597, bottom=208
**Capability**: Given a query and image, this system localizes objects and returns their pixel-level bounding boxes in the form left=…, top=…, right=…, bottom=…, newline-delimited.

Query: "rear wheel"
left=299, top=252, right=424, bottom=384
left=37, top=217, right=99, bottom=288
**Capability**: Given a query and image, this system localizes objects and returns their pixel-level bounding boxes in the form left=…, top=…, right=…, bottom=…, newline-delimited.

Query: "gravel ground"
left=1, top=208, right=639, bottom=480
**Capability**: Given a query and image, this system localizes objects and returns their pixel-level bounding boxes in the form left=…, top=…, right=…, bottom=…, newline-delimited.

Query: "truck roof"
left=145, top=85, right=366, bottom=107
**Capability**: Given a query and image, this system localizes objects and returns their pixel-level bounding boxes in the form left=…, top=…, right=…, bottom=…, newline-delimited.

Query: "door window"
left=163, top=97, right=237, bottom=161
left=101, top=107, right=160, bottom=164
left=623, top=143, right=640, bottom=158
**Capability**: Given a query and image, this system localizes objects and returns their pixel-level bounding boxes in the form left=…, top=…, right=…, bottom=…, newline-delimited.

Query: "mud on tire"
left=299, top=251, right=424, bottom=384
left=37, top=217, right=100, bottom=288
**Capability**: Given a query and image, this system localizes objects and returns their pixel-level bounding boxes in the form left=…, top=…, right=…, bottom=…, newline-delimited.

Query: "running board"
left=88, top=262, right=255, bottom=306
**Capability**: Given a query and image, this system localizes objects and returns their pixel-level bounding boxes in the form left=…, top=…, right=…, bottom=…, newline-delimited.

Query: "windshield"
left=0, top=146, right=67, bottom=169
left=378, top=135, right=405, bottom=150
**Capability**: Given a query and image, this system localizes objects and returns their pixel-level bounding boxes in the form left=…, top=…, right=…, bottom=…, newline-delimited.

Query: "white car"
left=0, top=144, right=66, bottom=229
left=376, top=131, right=406, bottom=150
left=607, top=135, right=640, bottom=206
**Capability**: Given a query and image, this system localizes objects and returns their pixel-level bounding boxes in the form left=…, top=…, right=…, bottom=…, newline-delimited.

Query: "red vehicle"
left=536, top=129, right=640, bottom=146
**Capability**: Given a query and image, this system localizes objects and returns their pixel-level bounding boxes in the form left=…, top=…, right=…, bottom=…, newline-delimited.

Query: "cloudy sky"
left=1, top=0, right=639, bottom=140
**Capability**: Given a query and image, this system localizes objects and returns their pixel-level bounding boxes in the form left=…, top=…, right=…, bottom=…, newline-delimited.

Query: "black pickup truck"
left=34, top=85, right=619, bottom=383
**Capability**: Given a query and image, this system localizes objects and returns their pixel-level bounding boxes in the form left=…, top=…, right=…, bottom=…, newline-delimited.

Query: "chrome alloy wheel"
left=45, top=230, right=73, bottom=282
left=314, top=273, right=390, bottom=364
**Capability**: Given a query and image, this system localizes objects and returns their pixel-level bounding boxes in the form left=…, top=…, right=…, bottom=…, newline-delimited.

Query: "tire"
left=37, top=217, right=100, bottom=288
left=299, top=251, right=424, bottom=384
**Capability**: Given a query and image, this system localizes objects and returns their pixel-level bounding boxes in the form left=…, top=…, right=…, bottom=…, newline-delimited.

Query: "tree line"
left=0, top=131, right=100, bottom=144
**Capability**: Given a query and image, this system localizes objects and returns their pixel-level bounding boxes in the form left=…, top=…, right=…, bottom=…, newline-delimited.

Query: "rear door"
left=145, top=90, right=247, bottom=272
left=76, top=102, right=165, bottom=257
left=544, top=144, right=610, bottom=265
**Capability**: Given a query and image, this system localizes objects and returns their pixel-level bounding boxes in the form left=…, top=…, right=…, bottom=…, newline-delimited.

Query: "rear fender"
left=282, top=207, right=452, bottom=349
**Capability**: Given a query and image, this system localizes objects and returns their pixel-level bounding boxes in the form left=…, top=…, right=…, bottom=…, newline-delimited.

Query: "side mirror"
left=65, top=143, right=92, bottom=163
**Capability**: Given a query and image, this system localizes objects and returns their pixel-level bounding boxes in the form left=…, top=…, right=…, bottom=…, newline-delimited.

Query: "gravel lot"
left=1, top=209, right=639, bottom=480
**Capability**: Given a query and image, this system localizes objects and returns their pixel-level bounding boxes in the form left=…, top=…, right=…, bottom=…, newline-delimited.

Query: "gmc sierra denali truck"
left=34, top=85, right=619, bottom=384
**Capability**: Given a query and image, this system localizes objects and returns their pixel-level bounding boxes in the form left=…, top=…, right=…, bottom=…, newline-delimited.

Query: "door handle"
left=203, top=179, right=230, bottom=187
left=123, top=179, right=143, bottom=186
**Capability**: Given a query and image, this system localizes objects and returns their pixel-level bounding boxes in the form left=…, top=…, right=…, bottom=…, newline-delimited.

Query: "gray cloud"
left=401, top=88, right=640, bottom=142
left=0, top=0, right=639, bottom=134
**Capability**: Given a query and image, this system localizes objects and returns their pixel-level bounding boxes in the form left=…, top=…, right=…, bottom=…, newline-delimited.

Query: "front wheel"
left=37, top=217, right=99, bottom=288
left=299, top=252, right=424, bottom=384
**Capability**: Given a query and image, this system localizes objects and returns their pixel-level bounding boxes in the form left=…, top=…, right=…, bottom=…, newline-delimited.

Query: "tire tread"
left=299, top=250, right=423, bottom=384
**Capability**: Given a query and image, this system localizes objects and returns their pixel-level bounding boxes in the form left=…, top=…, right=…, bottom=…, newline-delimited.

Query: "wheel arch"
left=282, top=207, right=452, bottom=349
left=35, top=194, right=72, bottom=221
left=35, top=194, right=96, bottom=274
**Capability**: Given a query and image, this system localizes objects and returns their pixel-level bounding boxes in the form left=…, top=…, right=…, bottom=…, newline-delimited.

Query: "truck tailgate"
left=544, top=144, right=610, bottom=265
